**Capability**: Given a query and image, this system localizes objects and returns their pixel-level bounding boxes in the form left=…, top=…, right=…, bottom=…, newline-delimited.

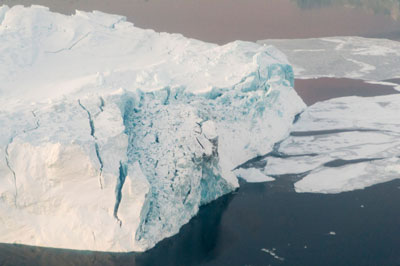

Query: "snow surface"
left=258, top=37, right=400, bottom=83
left=261, top=94, right=400, bottom=194
left=0, top=5, right=305, bottom=252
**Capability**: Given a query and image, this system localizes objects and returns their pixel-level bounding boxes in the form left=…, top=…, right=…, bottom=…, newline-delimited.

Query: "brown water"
left=295, top=78, right=400, bottom=105
left=2, top=0, right=400, bottom=44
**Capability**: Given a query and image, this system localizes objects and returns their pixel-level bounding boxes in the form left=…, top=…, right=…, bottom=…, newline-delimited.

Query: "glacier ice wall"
left=0, top=5, right=305, bottom=252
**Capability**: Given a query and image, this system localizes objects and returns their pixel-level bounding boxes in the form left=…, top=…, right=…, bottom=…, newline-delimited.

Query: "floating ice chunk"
left=258, top=37, right=400, bottom=81
left=261, top=248, right=285, bottom=261
left=295, top=158, right=400, bottom=194
left=234, top=168, right=275, bottom=183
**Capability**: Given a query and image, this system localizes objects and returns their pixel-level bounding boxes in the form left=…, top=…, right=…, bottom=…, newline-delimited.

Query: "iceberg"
left=0, top=5, right=305, bottom=252
left=257, top=36, right=400, bottom=84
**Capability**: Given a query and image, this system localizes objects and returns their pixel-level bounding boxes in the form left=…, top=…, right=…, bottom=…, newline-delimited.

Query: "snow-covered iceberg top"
left=0, top=5, right=305, bottom=252
left=257, top=36, right=400, bottom=83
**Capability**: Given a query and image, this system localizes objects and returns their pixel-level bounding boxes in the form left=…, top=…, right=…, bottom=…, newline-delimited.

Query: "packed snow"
left=258, top=36, right=400, bottom=84
left=0, top=5, right=305, bottom=252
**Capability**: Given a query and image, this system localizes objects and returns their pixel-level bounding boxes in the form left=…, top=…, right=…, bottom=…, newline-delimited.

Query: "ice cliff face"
left=0, top=5, right=305, bottom=252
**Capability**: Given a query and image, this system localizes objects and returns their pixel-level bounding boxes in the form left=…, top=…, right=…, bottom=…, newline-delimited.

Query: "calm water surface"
left=1, top=1, right=400, bottom=265
left=294, top=78, right=400, bottom=105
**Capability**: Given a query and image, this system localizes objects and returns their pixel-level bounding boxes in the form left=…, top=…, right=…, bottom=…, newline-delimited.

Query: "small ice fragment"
left=261, top=248, right=285, bottom=261
left=234, top=168, right=275, bottom=183
left=328, top=231, right=336, bottom=236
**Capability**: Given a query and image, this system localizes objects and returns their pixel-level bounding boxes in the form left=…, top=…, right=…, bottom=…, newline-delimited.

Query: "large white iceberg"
left=0, top=5, right=305, bottom=252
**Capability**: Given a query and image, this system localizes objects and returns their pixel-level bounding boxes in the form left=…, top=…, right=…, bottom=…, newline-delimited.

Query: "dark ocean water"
left=1, top=0, right=400, bottom=265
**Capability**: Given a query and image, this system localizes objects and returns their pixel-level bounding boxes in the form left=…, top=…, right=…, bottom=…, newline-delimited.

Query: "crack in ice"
left=4, top=111, right=41, bottom=207
left=5, top=135, right=17, bottom=206
left=45, top=32, right=91, bottom=54
left=113, top=161, right=128, bottom=226
left=78, top=100, right=104, bottom=189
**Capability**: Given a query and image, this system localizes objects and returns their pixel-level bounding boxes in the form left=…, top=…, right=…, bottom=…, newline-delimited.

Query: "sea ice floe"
left=234, top=168, right=275, bottom=183
left=258, top=36, right=400, bottom=84
left=260, top=94, right=400, bottom=194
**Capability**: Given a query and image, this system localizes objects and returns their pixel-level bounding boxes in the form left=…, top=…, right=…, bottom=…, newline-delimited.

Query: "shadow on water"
left=134, top=193, right=234, bottom=266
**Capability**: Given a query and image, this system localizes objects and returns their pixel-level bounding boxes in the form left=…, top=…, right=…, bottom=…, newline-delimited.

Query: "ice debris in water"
left=234, top=168, right=275, bottom=183
left=258, top=94, right=400, bottom=194
left=258, top=36, right=400, bottom=83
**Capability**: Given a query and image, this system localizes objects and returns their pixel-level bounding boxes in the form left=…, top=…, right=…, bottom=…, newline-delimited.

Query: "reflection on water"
left=1, top=0, right=400, bottom=43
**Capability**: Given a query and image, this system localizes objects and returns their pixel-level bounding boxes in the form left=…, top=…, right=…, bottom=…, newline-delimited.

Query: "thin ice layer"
left=261, top=94, right=400, bottom=193
left=258, top=36, right=400, bottom=83
left=0, top=6, right=305, bottom=251
left=234, top=168, right=275, bottom=183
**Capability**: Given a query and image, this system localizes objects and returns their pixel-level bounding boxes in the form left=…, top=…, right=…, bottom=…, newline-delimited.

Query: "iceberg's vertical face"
left=0, top=5, right=305, bottom=252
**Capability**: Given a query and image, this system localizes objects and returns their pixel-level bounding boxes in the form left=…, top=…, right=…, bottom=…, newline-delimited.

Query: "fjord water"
left=1, top=0, right=400, bottom=265
left=294, top=78, right=400, bottom=105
